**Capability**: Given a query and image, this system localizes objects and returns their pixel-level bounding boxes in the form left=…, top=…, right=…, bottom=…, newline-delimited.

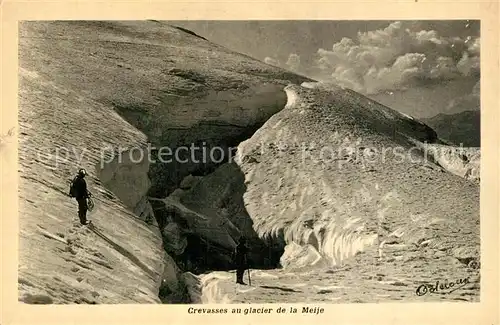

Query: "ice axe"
left=247, top=268, right=251, bottom=286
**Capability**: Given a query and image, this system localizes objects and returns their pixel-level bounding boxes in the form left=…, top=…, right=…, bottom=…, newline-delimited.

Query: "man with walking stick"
left=233, top=237, right=250, bottom=285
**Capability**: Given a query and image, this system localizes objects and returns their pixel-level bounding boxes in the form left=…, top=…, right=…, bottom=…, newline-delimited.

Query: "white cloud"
left=312, top=21, right=480, bottom=94
left=286, top=53, right=301, bottom=72
left=466, top=37, right=480, bottom=55
left=457, top=52, right=480, bottom=76
left=446, top=81, right=480, bottom=113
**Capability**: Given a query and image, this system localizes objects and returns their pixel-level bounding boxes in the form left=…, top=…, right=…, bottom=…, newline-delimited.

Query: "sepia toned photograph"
left=15, top=19, right=482, bottom=307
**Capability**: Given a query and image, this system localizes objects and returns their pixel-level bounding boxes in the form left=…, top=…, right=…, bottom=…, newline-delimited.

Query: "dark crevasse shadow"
left=146, top=120, right=269, bottom=198
left=111, top=97, right=291, bottom=277
left=150, top=161, right=286, bottom=276
left=108, top=87, right=291, bottom=301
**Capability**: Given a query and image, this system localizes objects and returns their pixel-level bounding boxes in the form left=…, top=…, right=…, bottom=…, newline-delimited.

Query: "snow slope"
left=19, top=66, right=166, bottom=304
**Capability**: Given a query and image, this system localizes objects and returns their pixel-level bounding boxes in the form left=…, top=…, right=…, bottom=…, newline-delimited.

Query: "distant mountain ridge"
left=422, top=110, right=480, bottom=147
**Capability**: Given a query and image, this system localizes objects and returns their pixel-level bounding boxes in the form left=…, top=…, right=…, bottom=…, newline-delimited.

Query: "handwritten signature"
left=415, top=277, right=471, bottom=296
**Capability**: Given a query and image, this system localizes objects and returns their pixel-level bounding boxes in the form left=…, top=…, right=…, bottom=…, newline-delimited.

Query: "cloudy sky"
left=171, top=20, right=480, bottom=119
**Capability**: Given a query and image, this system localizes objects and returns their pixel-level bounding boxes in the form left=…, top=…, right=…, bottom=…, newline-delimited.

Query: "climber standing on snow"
left=69, top=168, right=91, bottom=225
left=233, top=237, right=249, bottom=285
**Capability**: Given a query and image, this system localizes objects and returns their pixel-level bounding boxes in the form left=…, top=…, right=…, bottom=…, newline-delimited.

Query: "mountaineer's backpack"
left=68, top=176, right=94, bottom=211
left=68, top=176, right=78, bottom=198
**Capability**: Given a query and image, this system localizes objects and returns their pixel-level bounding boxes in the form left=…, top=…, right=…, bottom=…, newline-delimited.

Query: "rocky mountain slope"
left=18, top=21, right=480, bottom=304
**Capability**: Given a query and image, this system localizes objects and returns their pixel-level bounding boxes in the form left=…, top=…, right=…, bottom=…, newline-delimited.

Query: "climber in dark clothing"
left=69, top=168, right=90, bottom=225
left=233, top=237, right=249, bottom=285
